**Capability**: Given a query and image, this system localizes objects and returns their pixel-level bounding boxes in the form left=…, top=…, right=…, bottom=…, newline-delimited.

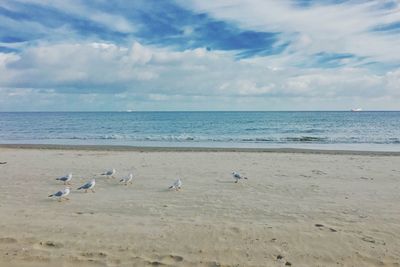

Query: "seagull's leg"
left=85, top=190, right=88, bottom=193
left=91, top=189, right=95, bottom=193
left=58, top=198, right=62, bottom=202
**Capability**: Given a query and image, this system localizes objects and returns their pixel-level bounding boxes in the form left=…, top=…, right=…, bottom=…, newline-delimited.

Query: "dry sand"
left=0, top=146, right=399, bottom=266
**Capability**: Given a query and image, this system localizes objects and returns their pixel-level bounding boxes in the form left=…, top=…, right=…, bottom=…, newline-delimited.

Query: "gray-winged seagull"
left=169, top=178, right=182, bottom=191
left=232, top=172, right=248, bottom=183
left=102, top=169, right=116, bottom=178
left=56, top=173, right=72, bottom=185
left=48, top=188, right=70, bottom=202
left=120, top=173, right=133, bottom=185
left=77, top=179, right=96, bottom=193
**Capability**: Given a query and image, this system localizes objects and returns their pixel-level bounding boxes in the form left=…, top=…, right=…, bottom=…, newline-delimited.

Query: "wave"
left=3, top=134, right=400, bottom=144
left=284, top=136, right=327, bottom=142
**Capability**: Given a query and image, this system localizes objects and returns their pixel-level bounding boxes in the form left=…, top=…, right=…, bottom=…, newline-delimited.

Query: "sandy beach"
left=0, top=146, right=399, bottom=267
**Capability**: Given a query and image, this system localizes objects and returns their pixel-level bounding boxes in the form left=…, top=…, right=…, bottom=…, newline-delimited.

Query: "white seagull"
left=232, top=172, right=248, bottom=183
left=48, top=188, right=70, bottom=202
left=101, top=169, right=116, bottom=178
left=77, top=179, right=96, bottom=193
left=56, top=173, right=72, bottom=185
left=120, top=173, right=133, bottom=185
left=169, top=178, right=182, bottom=191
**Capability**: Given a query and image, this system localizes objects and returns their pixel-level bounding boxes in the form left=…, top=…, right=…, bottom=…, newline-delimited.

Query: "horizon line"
left=1, top=110, right=400, bottom=113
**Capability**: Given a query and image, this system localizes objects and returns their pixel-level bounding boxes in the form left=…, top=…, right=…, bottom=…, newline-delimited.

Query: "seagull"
left=101, top=169, right=116, bottom=178
left=48, top=188, right=70, bottom=202
left=232, top=172, right=248, bottom=183
left=120, top=173, right=133, bottom=185
left=169, top=178, right=182, bottom=191
left=56, top=173, right=72, bottom=185
left=77, top=179, right=96, bottom=193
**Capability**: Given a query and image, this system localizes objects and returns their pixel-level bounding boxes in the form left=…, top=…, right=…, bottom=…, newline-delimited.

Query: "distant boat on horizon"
left=351, top=108, right=362, bottom=112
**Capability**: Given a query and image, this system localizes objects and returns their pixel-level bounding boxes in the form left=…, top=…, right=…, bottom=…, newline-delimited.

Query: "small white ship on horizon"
left=351, top=108, right=362, bottom=112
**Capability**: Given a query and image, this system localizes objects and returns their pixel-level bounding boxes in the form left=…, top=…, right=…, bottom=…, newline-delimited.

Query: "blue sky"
left=0, top=0, right=399, bottom=111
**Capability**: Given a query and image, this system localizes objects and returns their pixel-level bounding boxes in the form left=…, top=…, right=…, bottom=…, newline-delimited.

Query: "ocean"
left=0, top=111, right=399, bottom=151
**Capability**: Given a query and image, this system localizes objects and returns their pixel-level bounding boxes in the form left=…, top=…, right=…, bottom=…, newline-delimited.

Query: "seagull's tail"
left=77, top=186, right=83, bottom=190
left=244, top=177, right=248, bottom=179
left=55, top=177, right=61, bottom=180
left=119, top=179, right=124, bottom=182
left=169, top=186, right=174, bottom=189
left=48, top=194, right=54, bottom=197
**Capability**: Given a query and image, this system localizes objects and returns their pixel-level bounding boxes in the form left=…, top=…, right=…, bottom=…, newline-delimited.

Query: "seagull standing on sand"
left=120, top=173, right=133, bottom=185
left=169, top=178, right=182, bottom=191
left=56, top=173, right=72, bottom=185
left=102, top=169, right=116, bottom=178
left=232, top=172, right=248, bottom=183
left=77, top=179, right=96, bottom=193
left=48, top=188, right=70, bottom=202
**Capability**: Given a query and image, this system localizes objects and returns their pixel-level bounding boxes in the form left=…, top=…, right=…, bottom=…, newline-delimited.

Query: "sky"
left=0, top=0, right=399, bottom=111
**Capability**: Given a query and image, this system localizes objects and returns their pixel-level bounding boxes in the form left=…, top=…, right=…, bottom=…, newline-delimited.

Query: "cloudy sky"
left=0, top=0, right=399, bottom=111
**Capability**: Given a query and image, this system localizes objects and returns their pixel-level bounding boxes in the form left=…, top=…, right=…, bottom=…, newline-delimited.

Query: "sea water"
left=0, top=111, right=399, bottom=151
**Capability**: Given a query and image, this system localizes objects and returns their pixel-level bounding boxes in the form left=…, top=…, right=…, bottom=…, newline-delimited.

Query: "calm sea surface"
left=0, top=112, right=399, bottom=151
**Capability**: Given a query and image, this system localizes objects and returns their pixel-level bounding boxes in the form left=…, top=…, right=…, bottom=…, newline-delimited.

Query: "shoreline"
left=1, top=143, right=400, bottom=156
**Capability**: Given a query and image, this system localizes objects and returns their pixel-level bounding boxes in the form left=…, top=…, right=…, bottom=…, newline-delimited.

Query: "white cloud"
left=0, top=41, right=397, bottom=103
left=178, top=0, right=400, bottom=63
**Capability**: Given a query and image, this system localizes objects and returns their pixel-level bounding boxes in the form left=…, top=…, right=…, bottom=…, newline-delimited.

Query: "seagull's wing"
left=78, top=181, right=90, bottom=189
left=54, top=191, right=63, bottom=197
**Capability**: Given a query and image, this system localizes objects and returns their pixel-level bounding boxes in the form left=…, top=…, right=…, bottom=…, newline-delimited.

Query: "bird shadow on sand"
left=158, top=188, right=179, bottom=193
left=100, top=181, right=127, bottom=188
left=216, top=179, right=236, bottom=183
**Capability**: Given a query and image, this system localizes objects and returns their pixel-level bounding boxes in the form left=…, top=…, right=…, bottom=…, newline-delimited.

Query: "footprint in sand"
left=37, top=241, right=64, bottom=249
left=315, top=224, right=338, bottom=232
left=312, top=170, right=327, bottom=175
left=81, top=251, right=108, bottom=258
left=0, top=237, right=17, bottom=244
left=145, top=255, right=184, bottom=266
left=360, top=176, right=374, bottom=181
left=146, top=261, right=166, bottom=266
left=230, top=226, right=241, bottom=234
left=207, top=261, right=226, bottom=267
left=160, top=254, right=184, bottom=264
left=361, top=236, right=386, bottom=245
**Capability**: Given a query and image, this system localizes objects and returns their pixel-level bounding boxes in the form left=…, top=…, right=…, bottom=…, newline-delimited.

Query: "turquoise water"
left=0, top=112, right=399, bottom=150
